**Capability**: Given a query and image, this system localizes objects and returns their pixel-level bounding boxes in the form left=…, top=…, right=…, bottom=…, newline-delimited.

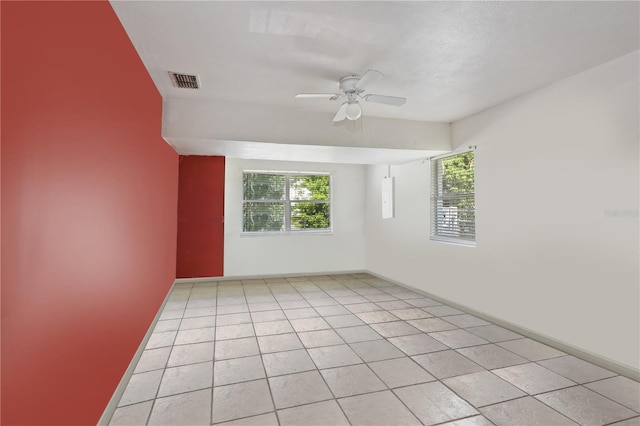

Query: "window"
left=243, top=172, right=331, bottom=233
left=431, top=151, right=475, bottom=245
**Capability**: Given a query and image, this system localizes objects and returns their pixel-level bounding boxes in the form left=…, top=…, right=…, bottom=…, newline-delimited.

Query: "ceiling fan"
left=295, top=70, right=406, bottom=122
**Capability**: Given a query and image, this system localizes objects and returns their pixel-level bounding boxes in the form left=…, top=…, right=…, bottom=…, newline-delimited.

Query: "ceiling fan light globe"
left=345, top=101, right=362, bottom=120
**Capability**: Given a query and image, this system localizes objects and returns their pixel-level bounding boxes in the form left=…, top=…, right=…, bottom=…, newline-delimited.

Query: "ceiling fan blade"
left=295, top=93, right=337, bottom=99
left=355, top=69, right=384, bottom=90
left=332, top=102, right=348, bottom=122
left=363, top=94, right=406, bottom=106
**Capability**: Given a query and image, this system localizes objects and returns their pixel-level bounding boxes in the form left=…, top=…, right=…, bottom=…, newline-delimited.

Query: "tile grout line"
left=576, top=381, right=640, bottom=415
left=334, top=278, right=487, bottom=424
left=366, top=287, right=637, bottom=423
left=100, top=282, right=192, bottom=424
left=279, top=281, right=441, bottom=424
left=209, top=284, right=221, bottom=426
left=315, top=277, right=632, bottom=424
left=275, top=275, right=342, bottom=420
left=474, top=391, right=585, bottom=425
left=145, top=286, right=190, bottom=425
left=345, top=284, right=484, bottom=424
left=447, top=334, right=640, bottom=421
left=259, top=277, right=634, bottom=424
left=282, top=283, right=355, bottom=425
left=112, top=273, right=639, bottom=426
left=369, top=272, right=640, bottom=381
left=248, top=286, right=282, bottom=426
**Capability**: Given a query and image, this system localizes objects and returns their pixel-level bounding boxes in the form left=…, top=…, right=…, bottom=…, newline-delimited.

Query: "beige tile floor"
left=108, top=273, right=640, bottom=426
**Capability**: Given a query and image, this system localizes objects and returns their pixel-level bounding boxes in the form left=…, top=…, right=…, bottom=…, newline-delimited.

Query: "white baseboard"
left=368, top=271, right=640, bottom=382
left=174, top=270, right=367, bottom=283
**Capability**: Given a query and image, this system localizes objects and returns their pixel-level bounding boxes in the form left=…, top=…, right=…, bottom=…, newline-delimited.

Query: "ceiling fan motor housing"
left=339, top=75, right=362, bottom=94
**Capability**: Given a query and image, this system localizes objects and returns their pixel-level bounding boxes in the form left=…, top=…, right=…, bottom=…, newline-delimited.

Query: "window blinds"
left=431, top=152, right=475, bottom=243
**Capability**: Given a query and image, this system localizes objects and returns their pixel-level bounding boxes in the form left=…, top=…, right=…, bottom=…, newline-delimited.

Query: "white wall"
left=225, top=158, right=366, bottom=277
left=164, top=98, right=451, bottom=151
left=365, top=51, right=639, bottom=373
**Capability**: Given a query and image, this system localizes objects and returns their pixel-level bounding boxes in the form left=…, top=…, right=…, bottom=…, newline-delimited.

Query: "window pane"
left=291, top=202, right=330, bottom=230
left=243, top=173, right=285, bottom=200
left=434, top=197, right=475, bottom=239
left=438, top=152, right=474, bottom=196
left=243, top=202, right=285, bottom=232
left=290, top=175, right=330, bottom=201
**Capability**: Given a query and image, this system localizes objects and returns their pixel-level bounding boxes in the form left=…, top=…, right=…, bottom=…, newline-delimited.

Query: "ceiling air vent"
left=169, top=72, right=200, bottom=89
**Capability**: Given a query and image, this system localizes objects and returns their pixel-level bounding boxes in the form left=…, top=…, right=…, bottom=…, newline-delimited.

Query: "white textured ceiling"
left=111, top=1, right=639, bottom=161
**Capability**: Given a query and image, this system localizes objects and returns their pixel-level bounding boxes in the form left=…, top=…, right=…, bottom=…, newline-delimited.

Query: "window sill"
left=241, top=230, right=333, bottom=237
left=430, top=235, right=476, bottom=247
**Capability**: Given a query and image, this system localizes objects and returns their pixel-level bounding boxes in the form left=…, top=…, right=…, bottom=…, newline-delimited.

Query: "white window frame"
left=242, top=171, right=332, bottom=235
left=430, top=150, right=476, bottom=246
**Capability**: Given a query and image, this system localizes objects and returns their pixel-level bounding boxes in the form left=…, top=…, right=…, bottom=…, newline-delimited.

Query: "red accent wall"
left=177, top=156, right=225, bottom=278
left=1, top=2, right=179, bottom=425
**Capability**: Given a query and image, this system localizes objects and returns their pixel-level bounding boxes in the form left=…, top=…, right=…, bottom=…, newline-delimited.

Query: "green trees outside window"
left=243, top=172, right=330, bottom=233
